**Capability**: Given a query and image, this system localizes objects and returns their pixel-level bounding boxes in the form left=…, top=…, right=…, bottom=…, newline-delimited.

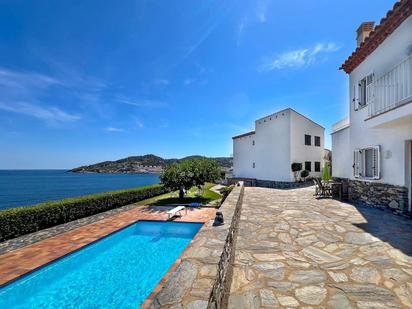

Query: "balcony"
left=367, top=55, right=412, bottom=122
left=332, top=117, right=350, bottom=134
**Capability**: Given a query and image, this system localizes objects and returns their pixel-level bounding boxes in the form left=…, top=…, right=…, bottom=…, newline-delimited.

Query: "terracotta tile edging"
left=140, top=220, right=210, bottom=309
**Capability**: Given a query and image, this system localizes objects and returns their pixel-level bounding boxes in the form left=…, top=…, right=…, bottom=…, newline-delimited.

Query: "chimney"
left=356, top=22, right=375, bottom=47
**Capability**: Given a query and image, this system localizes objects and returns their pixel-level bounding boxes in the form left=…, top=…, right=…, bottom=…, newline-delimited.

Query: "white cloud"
left=259, top=42, right=341, bottom=71
left=136, top=120, right=144, bottom=128
left=116, top=96, right=168, bottom=109
left=0, top=101, right=80, bottom=122
left=154, top=79, right=169, bottom=86
left=237, top=0, right=268, bottom=46
left=0, top=68, right=63, bottom=90
left=255, top=0, right=267, bottom=23
left=106, top=127, right=125, bottom=132
left=184, top=78, right=194, bottom=86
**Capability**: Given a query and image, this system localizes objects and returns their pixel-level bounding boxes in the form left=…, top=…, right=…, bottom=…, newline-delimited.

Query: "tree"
left=160, top=158, right=221, bottom=199
left=300, top=169, right=309, bottom=181
left=291, top=163, right=302, bottom=182
left=160, top=161, right=194, bottom=199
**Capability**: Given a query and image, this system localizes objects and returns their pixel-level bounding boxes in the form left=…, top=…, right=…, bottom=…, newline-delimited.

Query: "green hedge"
left=0, top=184, right=169, bottom=241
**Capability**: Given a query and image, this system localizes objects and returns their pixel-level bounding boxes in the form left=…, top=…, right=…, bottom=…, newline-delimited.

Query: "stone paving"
left=228, top=186, right=412, bottom=308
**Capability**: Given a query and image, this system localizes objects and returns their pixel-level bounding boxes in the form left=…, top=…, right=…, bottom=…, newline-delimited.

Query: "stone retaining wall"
left=227, top=178, right=311, bottom=189
left=148, top=182, right=245, bottom=309
left=207, top=183, right=244, bottom=309
left=334, top=177, right=410, bottom=216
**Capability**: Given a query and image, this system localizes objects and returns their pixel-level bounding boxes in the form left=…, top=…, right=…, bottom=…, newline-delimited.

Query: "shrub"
left=291, top=162, right=302, bottom=182
left=300, top=169, right=309, bottom=181
left=322, top=161, right=332, bottom=181
left=0, top=184, right=169, bottom=241
left=219, top=185, right=234, bottom=204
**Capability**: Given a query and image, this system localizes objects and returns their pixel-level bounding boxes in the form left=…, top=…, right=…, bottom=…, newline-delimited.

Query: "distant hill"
left=70, top=154, right=232, bottom=174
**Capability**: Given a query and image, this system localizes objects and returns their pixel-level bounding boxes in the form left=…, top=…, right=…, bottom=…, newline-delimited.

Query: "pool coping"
left=0, top=206, right=214, bottom=289
left=139, top=219, right=212, bottom=308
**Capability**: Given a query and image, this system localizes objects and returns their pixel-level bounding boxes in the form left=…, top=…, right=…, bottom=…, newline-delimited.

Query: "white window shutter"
left=354, top=149, right=361, bottom=178
left=353, top=84, right=359, bottom=111
left=372, top=145, right=380, bottom=179
left=366, top=73, right=374, bottom=104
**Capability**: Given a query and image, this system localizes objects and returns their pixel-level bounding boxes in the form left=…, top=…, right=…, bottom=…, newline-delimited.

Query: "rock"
left=228, top=291, right=260, bottom=309
left=302, top=246, right=342, bottom=263
left=152, top=260, right=197, bottom=306
left=388, top=200, right=399, bottom=209
left=350, top=267, right=381, bottom=284
left=295, top=286, right=327, bottom=305
left=278, top=232, right=292, bottom=244
left=327, top=293, right=352, bottom=309
left=318, top=231, right=342, bottom=243
left=253, top=253, right=285, bottom=261
left=288, top=270, right=326, bottom=284
left=231, top=266, right=255, bottom=291
left=199, top=265, right=217, bottom=277
left=295, top=234, right=319, bottom=246
left=277, top=296, right=299, bottom=307
left=186, top=300, right=208, bottom=309
left=267, top=281, right=296, bottom=292
left=252, top=262, right=285, bottom=271
left=328, top=272, right=348, bottom=282
left=382, top=268, right=409, bottom=283
left=329, top=284, right=394, bottom=301
left=394, top=282, right=412, bottom=307
left=260, top=289, right=279, bottom=307
left=345, top=232, right=377, bottom=245
left=356, top=301, right=400, bottom=309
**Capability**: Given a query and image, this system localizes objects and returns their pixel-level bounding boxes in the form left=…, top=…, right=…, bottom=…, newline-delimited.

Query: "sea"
left=0, top=170, right=160, bottom=210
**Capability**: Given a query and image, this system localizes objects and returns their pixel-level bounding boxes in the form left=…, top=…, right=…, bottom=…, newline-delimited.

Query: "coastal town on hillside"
left=0, top=0, right=411, bottom=308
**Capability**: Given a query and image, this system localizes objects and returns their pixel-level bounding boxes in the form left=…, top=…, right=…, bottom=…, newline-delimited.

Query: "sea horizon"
left=0, top=170, right=160, bottom=210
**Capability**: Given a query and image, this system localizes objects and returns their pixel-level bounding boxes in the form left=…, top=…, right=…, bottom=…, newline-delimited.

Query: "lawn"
left=135, top=182, right=222, bottom=206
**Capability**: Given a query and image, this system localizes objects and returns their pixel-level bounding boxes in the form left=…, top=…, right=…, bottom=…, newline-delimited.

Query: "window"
left=357, top=73, right=374, bottom=109
left=354, top=146, right=380, bottom=179
left=315, top=161, right=321, bottom=172
left=305, top=161, right=311, bottom=171
left=253, top=162, right=255, bottom=168
left=315, top=136, right=321, bottom=147
left=305, top=134, right=311, bottom=146
left=252, top=140, right=255, bottom=146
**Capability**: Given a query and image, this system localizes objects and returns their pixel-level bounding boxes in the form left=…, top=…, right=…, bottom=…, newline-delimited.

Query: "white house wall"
left=347, top=15, right=412, bottom=186
left=233, top=134, right=255, bottom=179
left=254, top=110, right=291, bottom=181
left=290, top=110, right=325, bottom=179
left=233, top=108, right=324, bottom=182
left=331, top=127, right=351, bottom=179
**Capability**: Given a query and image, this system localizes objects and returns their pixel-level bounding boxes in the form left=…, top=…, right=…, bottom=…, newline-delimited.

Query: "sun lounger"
left=167, top=206, right=186, bottom=219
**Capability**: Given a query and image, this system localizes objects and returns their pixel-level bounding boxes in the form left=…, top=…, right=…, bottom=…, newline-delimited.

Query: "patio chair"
left=315, top=178, right=332, bottom=198
left=313, top=179, right=320, bottom=196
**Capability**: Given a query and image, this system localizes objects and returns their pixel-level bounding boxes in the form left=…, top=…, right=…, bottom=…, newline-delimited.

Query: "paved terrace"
left=229, top=186, right=412, bottom=308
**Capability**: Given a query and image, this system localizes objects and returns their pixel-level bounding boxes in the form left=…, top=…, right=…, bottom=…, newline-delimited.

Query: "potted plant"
left=300, top=169, right=309, bottom=182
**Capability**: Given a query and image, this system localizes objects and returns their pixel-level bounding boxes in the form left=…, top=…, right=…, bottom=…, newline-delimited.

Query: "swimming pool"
left=0, top=221, right=202, bottom=308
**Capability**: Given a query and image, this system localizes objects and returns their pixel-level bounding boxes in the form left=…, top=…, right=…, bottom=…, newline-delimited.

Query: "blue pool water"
left=0, top=170, right=160, bottom=210
left=0, top=221, right=202, bottom=308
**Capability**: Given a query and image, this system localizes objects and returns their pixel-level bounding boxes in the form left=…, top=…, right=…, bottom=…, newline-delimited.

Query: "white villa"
left=332, top=0, right=412, bottom=214
left=232, top=108, right=324, bottom=186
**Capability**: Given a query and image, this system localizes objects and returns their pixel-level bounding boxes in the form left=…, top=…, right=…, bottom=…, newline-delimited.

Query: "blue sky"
left=0, top=0, right=395, bottom=169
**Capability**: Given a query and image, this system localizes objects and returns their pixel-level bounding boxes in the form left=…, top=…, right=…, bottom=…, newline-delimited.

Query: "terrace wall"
left=148, top=182, right=245, bottom=309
